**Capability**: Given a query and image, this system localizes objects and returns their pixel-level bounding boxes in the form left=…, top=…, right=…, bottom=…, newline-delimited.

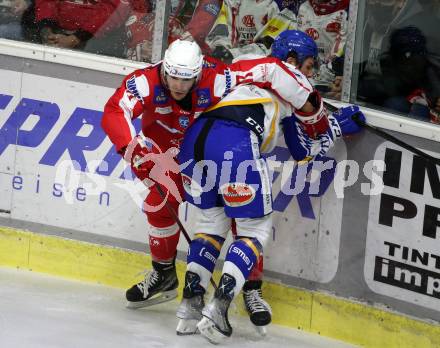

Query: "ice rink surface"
left=0, top=268, right=356, bottom=348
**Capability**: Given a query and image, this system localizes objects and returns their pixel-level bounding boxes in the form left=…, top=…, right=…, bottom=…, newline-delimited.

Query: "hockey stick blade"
left=324, top=101, right=440, bottom=166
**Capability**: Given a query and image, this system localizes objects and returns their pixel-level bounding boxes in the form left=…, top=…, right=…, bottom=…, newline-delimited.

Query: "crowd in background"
left=0, top=0, right=439, bottom=124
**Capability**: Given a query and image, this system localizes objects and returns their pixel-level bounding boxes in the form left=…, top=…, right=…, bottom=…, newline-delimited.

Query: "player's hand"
left=40, top=27, right=55, bottom=44
left=326, top=76, right=342, bottom=100
left=52, top=34, right=81, bottom=48
left=122, top=135, right=155, bottom=182
left=331, top=105, right=365, bottom=136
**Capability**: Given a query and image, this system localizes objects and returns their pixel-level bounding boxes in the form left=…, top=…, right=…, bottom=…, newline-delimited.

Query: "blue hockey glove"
left=330, top=105, right=365, bottom=135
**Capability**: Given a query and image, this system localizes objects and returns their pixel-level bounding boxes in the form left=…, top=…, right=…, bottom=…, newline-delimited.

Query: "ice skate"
left=243, top=280, right=272, bottom=336
left=176, top=271, right=206, bottom=335
left=126, top=260, right=178, bottom=309
left=198, top=273, right=235, bottom=344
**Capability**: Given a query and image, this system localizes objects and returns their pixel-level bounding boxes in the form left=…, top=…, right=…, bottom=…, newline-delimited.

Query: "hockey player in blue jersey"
left=175, top=30, right=366, bottom=344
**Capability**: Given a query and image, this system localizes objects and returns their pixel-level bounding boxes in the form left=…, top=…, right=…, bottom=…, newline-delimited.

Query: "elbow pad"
left=294, top=90, right=329, bottom=139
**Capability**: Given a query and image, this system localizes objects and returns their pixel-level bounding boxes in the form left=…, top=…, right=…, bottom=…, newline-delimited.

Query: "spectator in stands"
left=250, top=0, right=305, bottom=51
left=357, top=0, right=440, bottom=124
left=296, top=0, right=349, bottom=100
left=125, top=0, right=222, bottom=62
left=383, top=26, right=440, bottom=124
left=0, top=0, right=29, bottom=40
left=398, top=0, right=440, bottom=124
left=356, top=0, right=421, bottom=106
left=206, top=0, right=280, bottom=63
left=273, top=0, right=306, bottom=16
left=35, top=0, right=130, bottom=57
left=381, top=26, right=431, bottom=120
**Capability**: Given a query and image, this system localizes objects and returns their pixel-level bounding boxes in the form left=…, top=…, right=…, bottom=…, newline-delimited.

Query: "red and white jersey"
left=102, top=56, right=312, bottom=153
left=297, top=0, right=348, bottom=66
left=35, top=0, right=130, bottom=37
left=208, top=60, right=313, bottom=152
left=207, top=0, right=279, bottom=56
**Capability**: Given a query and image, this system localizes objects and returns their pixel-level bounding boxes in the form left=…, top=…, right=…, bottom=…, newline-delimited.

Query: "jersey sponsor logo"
left=203, top=3, right=220, bottom=16
left=182, top=173, right=203, bottom=198
left=220, top=183, right=256, bottom=207
left=245, top=116, right=264, bottom=136
left=199, top=247, right=216, bottom=265
left=178, top=115, right=190, bottom=128
left=222, top=69, right=232, bottom=98
left=305, top=28, right=319, bottom=40
left=266, top=25, right=279, bottom=33
left=153, top=85, right=169, bottom=105
left=196, top=88, right=211, bottom=108
left=326, top=21, right=341, bottom=33
left=126, top=76, right=143, bottom=102
left=242, top=15, right=256, bottom=28
left=169, top=68, right=193, bottom=79
left=154, top=106, right=173, bottom=114
left=229, top=245, right=254, bottom=270
left=202, top=60, right=217, bottom=69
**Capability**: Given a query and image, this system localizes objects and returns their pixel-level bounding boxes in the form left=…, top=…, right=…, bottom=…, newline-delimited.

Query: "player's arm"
left=183, top=0, right=222, bottom=46
left=228, top=57, right=312, bottom=109
left=101, top=70, right=158, bottom=184
left=101, top=70, right=148, bottom=154
left=228, top=57, right=331, bottom=137
left=282, top=105, right=365, bottom=162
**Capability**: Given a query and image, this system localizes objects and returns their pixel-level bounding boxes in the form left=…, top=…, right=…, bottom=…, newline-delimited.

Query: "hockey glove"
left=283, top=105, right=365, bottom=162
left=294, top=90, right=329, bottom=139
left=121, top=135, right=155, bottom=184
left=330, top=105, right=365, bottom=136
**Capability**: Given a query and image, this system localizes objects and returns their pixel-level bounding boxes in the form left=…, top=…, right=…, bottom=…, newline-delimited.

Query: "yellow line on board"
left=1, top=226, right=439, bottom=347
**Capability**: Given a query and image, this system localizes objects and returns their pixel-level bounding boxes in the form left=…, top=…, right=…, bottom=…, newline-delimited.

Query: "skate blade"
left=197, top=317, right=228, bottom=345
left=176, top=319, right=200, bottom=335
left=126, top=289, right=178, bottom=309
left=254, top=324, right=267, bottom=337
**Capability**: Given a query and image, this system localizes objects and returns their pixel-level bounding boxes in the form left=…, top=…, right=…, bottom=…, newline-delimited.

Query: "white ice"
left=0, top=267, right=356, bottom=348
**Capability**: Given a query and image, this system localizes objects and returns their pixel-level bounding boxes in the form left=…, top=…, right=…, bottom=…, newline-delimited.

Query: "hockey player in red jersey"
left=101, top=39, right=330, bottom=314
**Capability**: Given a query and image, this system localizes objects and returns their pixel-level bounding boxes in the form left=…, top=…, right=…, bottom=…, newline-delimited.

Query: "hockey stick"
left=154, top=184, right=218, bottom=290
left=324, top=101, right=440, bottom=166
left=132, top=135, right=218, bottom=289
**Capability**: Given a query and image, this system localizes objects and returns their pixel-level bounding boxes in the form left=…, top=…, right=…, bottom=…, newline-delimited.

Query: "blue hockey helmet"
left=271, top=30, right=318, bottom=65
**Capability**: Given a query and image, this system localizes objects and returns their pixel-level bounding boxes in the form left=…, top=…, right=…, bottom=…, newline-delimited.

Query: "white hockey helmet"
left=162, top=39, right=204, bottom=81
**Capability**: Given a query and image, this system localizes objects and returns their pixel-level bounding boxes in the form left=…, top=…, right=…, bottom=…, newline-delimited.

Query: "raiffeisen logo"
left=0, top=94, right=384, bottom=215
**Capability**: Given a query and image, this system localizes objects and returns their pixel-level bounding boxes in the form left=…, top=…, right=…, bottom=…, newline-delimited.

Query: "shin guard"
left=187, top=233, right=225, bottom=290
